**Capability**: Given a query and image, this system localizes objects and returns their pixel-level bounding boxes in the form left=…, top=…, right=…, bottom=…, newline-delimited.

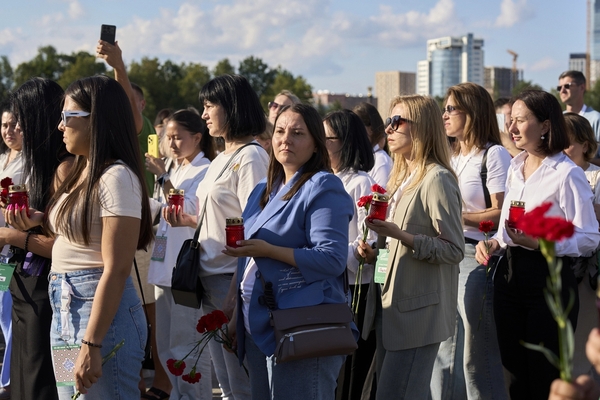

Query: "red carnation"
left=371, top=184, right=386, bottom=194
left=196, top=318, right=207, bottom=334
left=516, top=202, right=575, bottom=242
left=357, top=195, right=373, bottom=208
left=0, top=177, right=13, bottom=189
left=479, top=220, right=494, bottom=234
left=166, top=359, right=186, bottom=376
left=182, top=367, right=201, bottom=384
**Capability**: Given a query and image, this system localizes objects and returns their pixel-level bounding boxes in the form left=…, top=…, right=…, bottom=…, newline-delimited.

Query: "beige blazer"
left=363, top=164, right=464, bottom=351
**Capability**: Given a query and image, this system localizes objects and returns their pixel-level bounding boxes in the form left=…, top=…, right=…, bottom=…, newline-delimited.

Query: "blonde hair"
left=387, top=95, right=455, bottom=193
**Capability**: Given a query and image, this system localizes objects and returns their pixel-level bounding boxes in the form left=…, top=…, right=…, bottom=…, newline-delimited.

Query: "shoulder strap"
left=480, top=145, right=495, bottom=209
left=133, top=257, right=150, bottom=323
left=191, top=142, right=261, bottom=246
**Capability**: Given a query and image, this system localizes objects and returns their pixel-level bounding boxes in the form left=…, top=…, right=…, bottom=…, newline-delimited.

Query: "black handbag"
left=171, top=142, right=260, bottom=308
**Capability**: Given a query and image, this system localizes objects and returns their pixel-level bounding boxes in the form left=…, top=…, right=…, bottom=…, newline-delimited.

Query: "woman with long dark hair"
left=13, top=75, right=153, bottom=399
left=224, top=103, right=354, bottom=399
left=2, top=77, right=69, bottom=400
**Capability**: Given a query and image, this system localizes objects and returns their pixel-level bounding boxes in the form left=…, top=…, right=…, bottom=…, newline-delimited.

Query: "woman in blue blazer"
left=223, top=103, right=354, bottom=400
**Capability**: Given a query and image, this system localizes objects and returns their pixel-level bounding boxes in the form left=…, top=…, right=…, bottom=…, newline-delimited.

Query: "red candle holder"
left=8, top=184, right=29, bottom=215
left=226, top=217, right=244, bottom=248
left=368, top=192, right=390, bottom=221
left=507, top=200, right=525, bottom=229
left=168, top=188, right=185, bottom=209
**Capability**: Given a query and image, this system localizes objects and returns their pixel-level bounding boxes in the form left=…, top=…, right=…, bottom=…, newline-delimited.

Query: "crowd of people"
left=1, top=35, right=600, bottom=400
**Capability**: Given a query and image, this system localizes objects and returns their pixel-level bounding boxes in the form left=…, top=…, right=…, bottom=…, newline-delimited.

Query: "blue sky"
left=0, top=0, right=587, bottom=97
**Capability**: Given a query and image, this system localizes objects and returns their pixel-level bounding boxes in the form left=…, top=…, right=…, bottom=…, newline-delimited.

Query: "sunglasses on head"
left=385, top=115, right=411, bottom=131
left=61, top=110, right=90, bottom=126
left=557, top=82, right=578, bottom=91
left=268, top=101, right=283, bottom=110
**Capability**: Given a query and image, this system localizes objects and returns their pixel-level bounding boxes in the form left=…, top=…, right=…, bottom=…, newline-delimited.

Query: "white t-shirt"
left=50, top=163, right=142, bottom=273
left=368, top=144, right=393, bottom=188
left=585, top=163, right=600, bottom=204
left=195, top=143, right=269, bottom=276
left=336, top=169, right=376, bottom=285
left=451, top=144, right=511, bottom=241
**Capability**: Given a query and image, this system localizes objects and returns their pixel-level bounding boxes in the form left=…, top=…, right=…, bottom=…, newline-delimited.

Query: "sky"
left=0, top=0, right=588, bottom=98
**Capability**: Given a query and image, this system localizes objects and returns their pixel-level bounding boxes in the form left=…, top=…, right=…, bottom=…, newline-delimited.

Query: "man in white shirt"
left=558, top=71, right=600, bottom=161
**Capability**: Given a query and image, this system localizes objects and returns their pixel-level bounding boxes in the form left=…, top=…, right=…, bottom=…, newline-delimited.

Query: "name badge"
left=374, top=245, right=389, bottom=284
left=51, top=344, right=81, bottom=386
left=0, top=263, right=15, bottom=291
left=151, top=235, right=168, bottom=261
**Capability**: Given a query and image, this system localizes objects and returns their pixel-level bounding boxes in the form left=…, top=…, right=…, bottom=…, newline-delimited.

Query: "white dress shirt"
left=494, top=151, right=600, bottom=257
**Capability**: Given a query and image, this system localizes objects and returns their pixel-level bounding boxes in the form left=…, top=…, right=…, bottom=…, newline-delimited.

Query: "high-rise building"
left=484, top=66, right=523, bottom=99
left=375, top=71, right=416, bottom=119
left=312, top=90, right=377, bottom=110
left=417, top=33, right=484, bottom=97
left=569, top=53, right=587, bottom=73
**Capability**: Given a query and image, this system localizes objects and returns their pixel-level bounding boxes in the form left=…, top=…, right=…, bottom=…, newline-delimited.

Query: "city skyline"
left=0, top=0, right=588, bottom=97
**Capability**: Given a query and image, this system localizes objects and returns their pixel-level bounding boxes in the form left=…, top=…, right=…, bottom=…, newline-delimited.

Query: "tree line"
left=0, top=46, right=313, bottom=120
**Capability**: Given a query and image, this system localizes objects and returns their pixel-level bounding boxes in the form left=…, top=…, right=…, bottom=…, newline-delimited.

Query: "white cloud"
left=528, top=57, right=559, bottom=72
left=68, top=1, right=85, bottom=19
left=369, top=0, right=464, bottom=47
left=495, top=0, right=534, bottom=28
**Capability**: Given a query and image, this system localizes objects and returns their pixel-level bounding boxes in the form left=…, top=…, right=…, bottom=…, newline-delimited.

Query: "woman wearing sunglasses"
left=359, top=95, right=464, bottom=399
left=267, top=90, right=300, bottom=124
left=430, top=83, right=511, bottom=400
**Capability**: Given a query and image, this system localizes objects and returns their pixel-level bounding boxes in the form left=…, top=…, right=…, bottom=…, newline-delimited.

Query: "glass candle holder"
left=8, top=184, right=29, bottom=215
left=226, top=217, right=244, bottom=248
left=368, top=192, right=390, bottom=221
left=507, top=200, right=525, bottom=229
left=168, top=188, right=185, bottom=209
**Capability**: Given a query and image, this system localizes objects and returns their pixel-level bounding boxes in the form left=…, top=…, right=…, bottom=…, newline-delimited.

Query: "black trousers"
left=494, top=246, right=579, bottom=400
left=9, top=262, right=58, bottom=400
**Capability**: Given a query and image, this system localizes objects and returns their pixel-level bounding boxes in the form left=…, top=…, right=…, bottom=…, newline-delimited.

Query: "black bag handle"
left=480, top=144, right=497, bottom=209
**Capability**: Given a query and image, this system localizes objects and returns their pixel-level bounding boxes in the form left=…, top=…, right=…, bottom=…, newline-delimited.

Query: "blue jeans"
left=430, top=244, right=507, bottom=400
left=48, top=269, right=147, bottom=400
left=245, top=333, right=345, bottom=399
left=0, top=291, right=11, bottom=387
left=201, top=273, right=251, bottom=400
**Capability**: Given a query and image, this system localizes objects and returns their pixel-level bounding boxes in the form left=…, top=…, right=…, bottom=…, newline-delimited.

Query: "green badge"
left=374, top=245, right=389, bottom=284
left=0, top=262, right=15, bottom=291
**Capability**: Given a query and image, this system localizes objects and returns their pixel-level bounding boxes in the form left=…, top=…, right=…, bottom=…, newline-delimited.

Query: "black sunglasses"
left=268, top=101, right=282, bottom=110
left=385, top=115, right=411, bottom=131
left=556, top=82, right=578, bottom=91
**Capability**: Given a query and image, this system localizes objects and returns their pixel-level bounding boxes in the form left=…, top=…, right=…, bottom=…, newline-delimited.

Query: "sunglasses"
left=556, top=82, right=577, bottom=91
left=61, top=110, right=90, bottom=126
left=442, top=105, right=461, bottom=115
left=268, top=101, right=283, bottom=110
left=385, top=115, right=411, bottom=131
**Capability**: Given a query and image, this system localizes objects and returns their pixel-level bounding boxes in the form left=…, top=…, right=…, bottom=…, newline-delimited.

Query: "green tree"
left=0, top=56, right=14, bottom=106
left=584, top=80, right=600, bottom=112
left=58, top=51, right=107, bottom=89
left=260, top=68, right=312, bottom=110
left=511, top=80, right=543, bottom=96
left=13, top=46, right=68, bottom=86
left=213, top=58, right=235, bottom=77
left=238, top=56, right=276, bottom=99
left=179, top=62, right=211, bottom=109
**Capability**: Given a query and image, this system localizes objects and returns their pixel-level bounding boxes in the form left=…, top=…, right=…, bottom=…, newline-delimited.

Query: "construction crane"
left=507, top=49, right=519, bottom=88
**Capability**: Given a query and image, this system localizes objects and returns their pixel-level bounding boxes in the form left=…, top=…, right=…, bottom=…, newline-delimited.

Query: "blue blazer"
left=236, top=170, right=354, bottom=359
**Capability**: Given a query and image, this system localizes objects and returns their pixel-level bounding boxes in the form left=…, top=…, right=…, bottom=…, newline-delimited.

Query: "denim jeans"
left=430, top=244, right=508, bottom=400
left=0, top=291, right=11, bottom=387
left=154, top=285, right=212, bottom=400
left=245, top=333, right=345, bottom=399
left=48, top=269, right=147, bottom=400
left=201, top=273, right=251, bottom=400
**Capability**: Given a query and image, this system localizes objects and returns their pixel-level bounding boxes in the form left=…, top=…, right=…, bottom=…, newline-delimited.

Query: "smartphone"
left=148, top=134, right=160, bottom=158
left=100, top=24, right=116, bottom=45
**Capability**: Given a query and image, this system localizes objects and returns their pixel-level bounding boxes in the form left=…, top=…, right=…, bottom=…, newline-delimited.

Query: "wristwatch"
left=157, top=172, right=170, bottom=187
